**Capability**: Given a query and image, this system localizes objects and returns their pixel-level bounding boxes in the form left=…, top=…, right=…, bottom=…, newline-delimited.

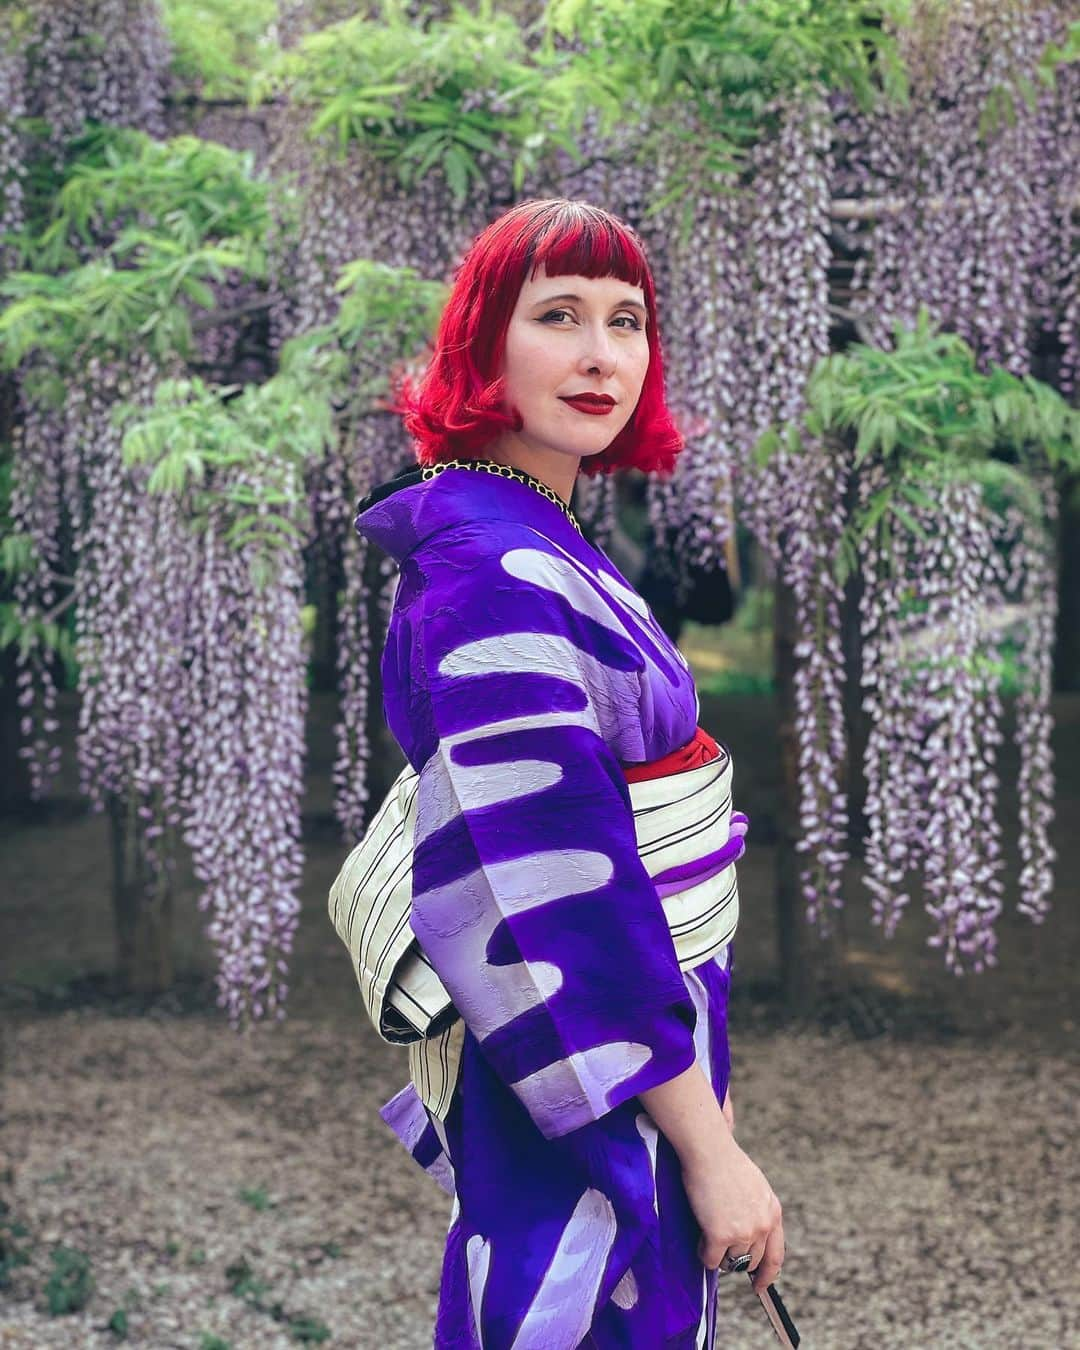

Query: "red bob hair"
left=384, top=198, right=686, bottom=478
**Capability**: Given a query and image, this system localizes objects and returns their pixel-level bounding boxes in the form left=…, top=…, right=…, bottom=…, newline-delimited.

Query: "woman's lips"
left=560, top=397, right=615, bottom=416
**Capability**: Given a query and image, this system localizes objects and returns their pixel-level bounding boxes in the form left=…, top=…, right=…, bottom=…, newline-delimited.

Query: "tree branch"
left=830, top=188, right=1080, bottom=220
left=191, top=298, right=273, bottom=333
left=40, top=590, right=77, bottom=624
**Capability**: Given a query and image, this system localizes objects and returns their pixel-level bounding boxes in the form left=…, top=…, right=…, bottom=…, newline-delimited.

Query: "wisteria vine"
left=4, top=0, right=1077, bottom=1024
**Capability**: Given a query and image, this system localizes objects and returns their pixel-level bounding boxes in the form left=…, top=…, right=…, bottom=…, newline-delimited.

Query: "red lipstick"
left=560, top=395, right=615, bottom=416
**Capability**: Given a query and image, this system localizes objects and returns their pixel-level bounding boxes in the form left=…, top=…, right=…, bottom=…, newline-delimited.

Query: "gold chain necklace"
left=421, top=457, right=582, bottom=535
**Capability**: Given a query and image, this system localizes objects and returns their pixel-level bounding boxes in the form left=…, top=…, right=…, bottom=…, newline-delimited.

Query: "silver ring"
left=719, top=1252, right=752, bottom=1275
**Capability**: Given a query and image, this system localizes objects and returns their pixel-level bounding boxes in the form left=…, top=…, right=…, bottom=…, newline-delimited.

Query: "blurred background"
left=2, top=2, right=1078, bottom=1347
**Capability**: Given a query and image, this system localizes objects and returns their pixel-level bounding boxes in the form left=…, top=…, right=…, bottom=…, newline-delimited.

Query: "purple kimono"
left=355, top=466, right=734, bottom=1349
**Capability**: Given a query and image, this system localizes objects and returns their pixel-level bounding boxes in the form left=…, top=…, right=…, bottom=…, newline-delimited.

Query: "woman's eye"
left=541, top=310, right=642, bottom=330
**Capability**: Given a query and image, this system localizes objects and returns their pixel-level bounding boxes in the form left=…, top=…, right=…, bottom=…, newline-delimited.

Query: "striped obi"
left=328, top=728, right=747, bottom=1121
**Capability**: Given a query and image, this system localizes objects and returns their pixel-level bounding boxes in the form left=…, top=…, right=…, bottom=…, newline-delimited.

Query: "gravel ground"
left=3, top=690, right=1078, bottom=1347
left=1, top=1007, right=1077, bottom=1350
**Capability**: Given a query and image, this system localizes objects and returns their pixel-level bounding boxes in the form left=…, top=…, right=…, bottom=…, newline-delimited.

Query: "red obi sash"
left=622, top=725, right=721, bottom=783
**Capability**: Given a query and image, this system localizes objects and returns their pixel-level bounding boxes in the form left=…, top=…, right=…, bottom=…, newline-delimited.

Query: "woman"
left=353, top=199, right=784, bottom=1349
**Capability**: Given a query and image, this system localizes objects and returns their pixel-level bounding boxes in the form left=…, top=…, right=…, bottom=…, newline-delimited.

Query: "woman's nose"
left=578, top=329, right=618, bottom=371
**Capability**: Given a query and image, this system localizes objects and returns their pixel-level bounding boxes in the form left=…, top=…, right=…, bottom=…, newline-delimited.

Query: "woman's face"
left=498, top=266, right=651, bottom=463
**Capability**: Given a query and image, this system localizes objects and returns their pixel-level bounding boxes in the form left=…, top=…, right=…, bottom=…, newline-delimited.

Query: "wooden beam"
left=830, top=190, right=1080, bottom=220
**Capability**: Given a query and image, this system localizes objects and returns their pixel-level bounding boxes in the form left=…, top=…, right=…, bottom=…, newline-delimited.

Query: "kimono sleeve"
left=406, top=557, right=699, bottom=1142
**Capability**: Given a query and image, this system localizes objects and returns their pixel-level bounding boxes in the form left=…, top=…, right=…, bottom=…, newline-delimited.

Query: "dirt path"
left=2, top=690, right=1079, bottom=1347
left=1, top=1007, right=1077, bottom=1349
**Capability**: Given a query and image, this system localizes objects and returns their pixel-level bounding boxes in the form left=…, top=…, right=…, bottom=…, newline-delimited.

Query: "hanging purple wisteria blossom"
left=9, top=0, right=171, bottom=804
left=782, top=434, right=851, bottom=935
left=182, top=485, right=307, bottom=1022
left=20, top=0, right=169, bottom=155
left=638, top=101, right=751, bottom=592
left=0, top=28, right=27, bottom=271
left=7, top=0, right=1078, bottom=1029
left=837, top=0, right=1078, bottom=381
left=9, top=2, right=306, bottom=1022
left=816, top=1, right=1072, bottom=957
left=865, top=471, right=1010, bottom=971
left=1011, top=467, right=1059, bottom=924
left=738, top=94, right=834, bottom=565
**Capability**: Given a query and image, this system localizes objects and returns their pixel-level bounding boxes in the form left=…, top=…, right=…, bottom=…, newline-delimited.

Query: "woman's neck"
left=483, top=440, right=580, bottom=505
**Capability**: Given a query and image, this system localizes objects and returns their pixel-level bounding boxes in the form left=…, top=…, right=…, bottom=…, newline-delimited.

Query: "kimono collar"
left=354, top=460, right=583, bottom=564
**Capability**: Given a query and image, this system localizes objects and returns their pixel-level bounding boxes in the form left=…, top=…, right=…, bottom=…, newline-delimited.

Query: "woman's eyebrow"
left=534, top=292, right=647, bottom=316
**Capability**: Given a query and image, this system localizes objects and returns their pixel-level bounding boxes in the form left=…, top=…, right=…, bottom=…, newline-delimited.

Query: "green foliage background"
left=0, top=0, right=1076, bottom=687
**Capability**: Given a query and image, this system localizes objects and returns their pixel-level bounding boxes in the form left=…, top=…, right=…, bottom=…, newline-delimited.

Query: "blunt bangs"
left=384, top=198, right=686, bottom=478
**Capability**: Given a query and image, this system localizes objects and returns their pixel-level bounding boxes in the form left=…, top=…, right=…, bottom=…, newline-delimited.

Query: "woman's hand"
left=680, top=1135, right=784, bottom=1294
left=637, top=1063, right=782, bottom=1292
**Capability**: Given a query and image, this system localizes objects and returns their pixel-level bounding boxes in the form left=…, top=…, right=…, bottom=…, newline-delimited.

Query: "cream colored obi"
left=329, top=748, right=745, bottom=1120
